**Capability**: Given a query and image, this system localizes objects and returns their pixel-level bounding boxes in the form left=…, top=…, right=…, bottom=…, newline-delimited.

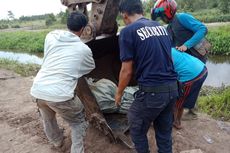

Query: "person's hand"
left=115, top=91, right=123, bottom=107
left=176, top=45, right=188, bottom=52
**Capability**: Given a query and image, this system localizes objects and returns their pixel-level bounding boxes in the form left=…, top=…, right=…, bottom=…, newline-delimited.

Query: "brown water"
left=0, top=51, right=229, bottom=87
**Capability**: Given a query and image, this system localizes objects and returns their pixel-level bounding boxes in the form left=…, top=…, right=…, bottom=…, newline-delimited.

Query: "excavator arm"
left=61, top=0, right=121, bottom=41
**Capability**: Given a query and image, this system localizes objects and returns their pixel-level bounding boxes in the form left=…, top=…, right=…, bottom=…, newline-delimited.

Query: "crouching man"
left=172, top=48, right=208, bottom=129
left=30, top=12, right=95, bottom=153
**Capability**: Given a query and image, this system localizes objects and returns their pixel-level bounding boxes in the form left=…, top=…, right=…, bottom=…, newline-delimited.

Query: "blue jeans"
left=128, top=90, right=178, bottom=153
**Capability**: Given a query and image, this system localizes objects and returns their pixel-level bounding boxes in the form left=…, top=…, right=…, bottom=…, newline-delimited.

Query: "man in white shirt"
left=30, top=12, right=95, bottom=153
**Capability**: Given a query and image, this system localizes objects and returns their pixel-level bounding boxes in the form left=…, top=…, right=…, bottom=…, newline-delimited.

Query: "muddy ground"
left=0, top=69, right=229, bottom=153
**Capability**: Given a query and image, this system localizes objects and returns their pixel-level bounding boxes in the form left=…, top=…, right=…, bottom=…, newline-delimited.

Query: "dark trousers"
left=176, top=67, right=208, bottom=109
left=128, top=90, right=178, bottom=153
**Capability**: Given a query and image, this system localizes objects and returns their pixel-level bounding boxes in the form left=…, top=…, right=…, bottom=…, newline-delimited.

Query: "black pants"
left=128, top=89, right=178, bottom=153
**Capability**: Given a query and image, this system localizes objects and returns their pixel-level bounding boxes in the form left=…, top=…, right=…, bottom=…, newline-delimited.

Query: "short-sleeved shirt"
left=171, top=48, right=205, bottom=82
left=119, top=18, right=177, bottom=86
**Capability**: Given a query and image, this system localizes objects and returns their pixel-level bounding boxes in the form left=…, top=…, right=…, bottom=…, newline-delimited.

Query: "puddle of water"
left=0, top=51, right=43, bottom=65
left=204, top=56, right=230, bottom=87
left=205, top=62, right=230, bottom=87
left=0, top=51, right=230, bottom=87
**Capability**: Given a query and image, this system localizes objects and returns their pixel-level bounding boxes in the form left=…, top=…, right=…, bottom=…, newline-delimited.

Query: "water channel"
left=0, top=50, right=230, bottom=87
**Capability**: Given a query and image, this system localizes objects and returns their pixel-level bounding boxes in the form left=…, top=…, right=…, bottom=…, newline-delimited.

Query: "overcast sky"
left=0, top=0, right=66, bottom=19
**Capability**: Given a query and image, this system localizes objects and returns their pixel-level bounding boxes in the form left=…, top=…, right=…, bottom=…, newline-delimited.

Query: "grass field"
left=0, top=58, right=40, bottom=77
left=207, top=26, right=230, bottom=55
left=0, top=25, right=229, bottom=55
left=198, top=86, right=230, bottom=121
left=0, top=30, right=49, bottom=53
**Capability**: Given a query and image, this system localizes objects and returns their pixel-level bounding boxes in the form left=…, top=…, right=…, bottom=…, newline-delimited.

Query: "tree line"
left=0, top=10, right=68, bottom=29
left=1, top=0, right=230, bottom=30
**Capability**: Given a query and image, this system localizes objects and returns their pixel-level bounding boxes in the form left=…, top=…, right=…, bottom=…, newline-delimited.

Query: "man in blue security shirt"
left=115, top=0, right=178, bottom=153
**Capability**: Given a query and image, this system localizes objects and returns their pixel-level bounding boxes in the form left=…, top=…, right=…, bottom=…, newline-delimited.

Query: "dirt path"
left=205, top=22, right=230, bottom=27
left=0, top=69, right=229, bottom=153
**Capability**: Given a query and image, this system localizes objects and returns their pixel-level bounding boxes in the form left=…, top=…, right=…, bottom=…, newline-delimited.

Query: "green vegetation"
left=0, top=1, right=229, bottom=55
left=0, top=0, right=228, bottom=31
left=0, top=25, right=229, bottom=55
left=192, top=9, right=230, bottom=23
left=0, top=30, right=49, bottom=53
left=0, top=24, right=9, bottom=29
left=10, top=20, right=46, bottom=29
left=207, top=26, right=230, bottom=55
left=198, top=86, right=230, bottom=121
left=175, top=0, right=228, bottom=13
left=0, top=58, right=40, bottom=77
left=45, top=14, right=57, bottom=26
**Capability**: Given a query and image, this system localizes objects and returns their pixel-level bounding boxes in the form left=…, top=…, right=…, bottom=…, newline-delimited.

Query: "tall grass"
left=191, top=9, right=230, bottom=23
left=207, top=26, right=230, bottom=55
left=0, top=58, right=40, bottom=77
left=0, top=30, right=49, bottom=53
left=198, top=87, right=230, bottom=121
left=0, top=25, right=229, bottom=55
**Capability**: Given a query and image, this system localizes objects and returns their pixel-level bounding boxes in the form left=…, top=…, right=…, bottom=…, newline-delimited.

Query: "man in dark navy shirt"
left=115, top=0, right=178, bottom=153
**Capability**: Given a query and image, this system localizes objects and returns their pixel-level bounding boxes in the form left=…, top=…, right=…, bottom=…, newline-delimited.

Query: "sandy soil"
left=0, top=69, right=229, bottom=153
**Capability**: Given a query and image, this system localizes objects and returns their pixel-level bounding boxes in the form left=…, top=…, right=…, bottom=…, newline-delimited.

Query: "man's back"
left=119, top=18, right=177, bottom=86
left=117, top=1, right=178, bottom=152
left=31, top=30, right=95, bottom=102
left=171, top=48, right=205, bottom=82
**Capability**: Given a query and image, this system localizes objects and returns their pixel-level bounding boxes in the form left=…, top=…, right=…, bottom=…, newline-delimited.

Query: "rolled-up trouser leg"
left=47, top=96, right=87, bottom=153
left=37, top=101, right=64, bottom=145
left=69, top=118, right=88, bottom=153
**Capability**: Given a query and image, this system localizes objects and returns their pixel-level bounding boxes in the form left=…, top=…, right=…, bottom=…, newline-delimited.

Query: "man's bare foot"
left=173, top=121, right=183, bottom=130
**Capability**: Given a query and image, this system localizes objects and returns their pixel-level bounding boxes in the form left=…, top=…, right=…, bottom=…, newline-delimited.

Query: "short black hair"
left=119, top=0, right=143, bottom=15
left=67, top=11, right=88, bottom=32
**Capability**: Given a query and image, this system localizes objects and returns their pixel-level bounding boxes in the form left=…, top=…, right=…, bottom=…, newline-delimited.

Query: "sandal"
left=182, top=110, right=198, bottom=121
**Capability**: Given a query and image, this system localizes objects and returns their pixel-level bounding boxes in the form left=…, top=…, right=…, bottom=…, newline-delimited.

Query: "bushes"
left=219, top=0, right=230, bottom=14
left=0, top=30, right=49, bottom=53
left=207, top=26, right=230, bottom=55
left=0, top=26, right=229, bottom=55
left=198, top=87, right=230, bottom=121
left=189, top=9, right=230, bottom=23
left=45, top=14, right=56, bottom=26
left=0, top=24, right=9, bottom=29
left=11, top=25, right=20, bottom=28
left=195, top=14, right=230, bottom=23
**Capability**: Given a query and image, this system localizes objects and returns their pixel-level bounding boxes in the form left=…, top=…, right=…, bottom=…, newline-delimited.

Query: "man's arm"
left=115, top=60, right=133, bottom=106
left=79, top=46, right=95, bottom=76
left=177, top=13, right=207, bottom=51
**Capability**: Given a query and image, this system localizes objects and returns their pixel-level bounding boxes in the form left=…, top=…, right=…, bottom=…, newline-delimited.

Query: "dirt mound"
left=0, top=69, right=229, bottom=153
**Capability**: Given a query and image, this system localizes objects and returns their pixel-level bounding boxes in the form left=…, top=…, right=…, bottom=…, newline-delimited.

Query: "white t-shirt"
left=31, top=30, right=95, bottom=102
